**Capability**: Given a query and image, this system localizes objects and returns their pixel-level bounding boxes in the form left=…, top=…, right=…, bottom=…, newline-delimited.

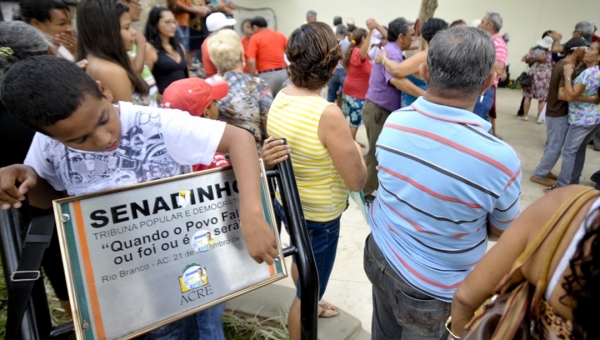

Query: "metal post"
left=269, top=156, right=319, bottom=340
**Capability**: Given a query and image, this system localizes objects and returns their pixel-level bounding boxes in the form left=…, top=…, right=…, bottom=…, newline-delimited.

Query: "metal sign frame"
left=52, top=163, right=287, bottom=340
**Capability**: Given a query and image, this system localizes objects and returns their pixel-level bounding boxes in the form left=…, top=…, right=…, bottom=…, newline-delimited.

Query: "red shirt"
left=202, top=37, right=218, bottom=78
left=241, top=36, right=250, bottom=73
left=193, top=152, right=230, bottom=172
left=342, top=48, right=372, bottom=100
left=246, top=29, right=287, bottom=72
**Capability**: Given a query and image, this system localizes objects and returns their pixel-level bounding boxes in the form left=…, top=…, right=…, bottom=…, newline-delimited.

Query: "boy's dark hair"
left=0, top=56, right=104, bottom=131
left=250, top=16, right=268, bottom=28
left=387, top=17, right=411, bottom=43
left=145, top=7, right=184, bottom=56
left=77, top=0, right=149, bottom=95
left=287, top=22, right=341, bottom=91
left=19, top=0, right=69, bottom=24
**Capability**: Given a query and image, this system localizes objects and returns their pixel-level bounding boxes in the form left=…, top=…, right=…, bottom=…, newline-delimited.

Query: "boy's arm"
left=217, top=125, right=279, bottom=264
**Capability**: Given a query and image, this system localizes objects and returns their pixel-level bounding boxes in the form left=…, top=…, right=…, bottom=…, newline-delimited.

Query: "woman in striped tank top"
left=261, top=22, right=367, bottom=340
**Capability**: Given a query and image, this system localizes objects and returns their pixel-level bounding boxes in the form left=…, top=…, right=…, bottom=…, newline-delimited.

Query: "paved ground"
left=271, top=88, right=600, bottom=335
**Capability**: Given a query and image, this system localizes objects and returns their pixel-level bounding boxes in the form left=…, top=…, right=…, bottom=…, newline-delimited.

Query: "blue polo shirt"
left=368, top=96, right=522, bottom=302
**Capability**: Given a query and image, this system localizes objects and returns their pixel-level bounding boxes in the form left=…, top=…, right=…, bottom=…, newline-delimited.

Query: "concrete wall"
left=232, top=0, right=600, bottom=77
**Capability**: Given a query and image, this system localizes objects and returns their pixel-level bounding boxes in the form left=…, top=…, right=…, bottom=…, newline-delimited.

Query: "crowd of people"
left=0, top=1, right=600, bottom=340
left=523, top=21, right=600, bottom=196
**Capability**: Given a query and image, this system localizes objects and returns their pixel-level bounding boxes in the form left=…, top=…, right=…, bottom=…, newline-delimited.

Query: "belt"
left=259, top=67, right=287, bottom=74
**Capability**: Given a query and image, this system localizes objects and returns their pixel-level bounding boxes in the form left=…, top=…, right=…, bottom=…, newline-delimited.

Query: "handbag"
left=459, top=187, right=600, bottom=340
left=516, top=71, right=533, bottom=88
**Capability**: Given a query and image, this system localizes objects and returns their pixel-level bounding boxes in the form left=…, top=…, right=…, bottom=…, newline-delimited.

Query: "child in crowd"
left=162, top=78, right=230, bottom=171
left=0, top=56, right=277, bottom=339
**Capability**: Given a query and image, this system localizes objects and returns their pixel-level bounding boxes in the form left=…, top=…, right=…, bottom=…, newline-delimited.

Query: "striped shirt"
left=492, top=33, right=508, bottom=87
left=368, top=97, right=522, bottom=302
left=268, top=92, right=349, bottom=221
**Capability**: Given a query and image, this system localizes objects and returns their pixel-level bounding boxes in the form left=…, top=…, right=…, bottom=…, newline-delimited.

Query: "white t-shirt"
left=24, top=101, right=226, bottom=196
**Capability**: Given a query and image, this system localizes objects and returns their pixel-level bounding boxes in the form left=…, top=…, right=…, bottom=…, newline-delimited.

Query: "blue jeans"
left=533, top=116, right=569, bottom=179
left=273, top=201, right=340, bottom=299
left=175, top=25, right=190, bottom=51
left=144, top=303, right=226, bottom=340
left=196, top=302, right=226, bottom=340
left=472, top=87, right=495, bottom=120
left=556, top=124, right=600, bottom=187
left=327, top=68, right=346, bottom=103
left=364, top=234, right=450, bottom=340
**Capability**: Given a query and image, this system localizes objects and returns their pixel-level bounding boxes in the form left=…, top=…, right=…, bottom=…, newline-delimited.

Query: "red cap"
left=162, top=78, right=229, bottom=117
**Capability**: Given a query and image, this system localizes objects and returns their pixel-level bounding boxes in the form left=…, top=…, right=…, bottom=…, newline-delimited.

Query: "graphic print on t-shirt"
left=40, top=107, right=189, bottom=196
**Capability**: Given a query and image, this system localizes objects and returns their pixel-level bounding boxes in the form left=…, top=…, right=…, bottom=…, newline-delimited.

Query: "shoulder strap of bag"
left=495, top=187, right=596, bottom=293
left=5, top=215, right=55, bottom=340
left=532, top=188, right=600, bottom=309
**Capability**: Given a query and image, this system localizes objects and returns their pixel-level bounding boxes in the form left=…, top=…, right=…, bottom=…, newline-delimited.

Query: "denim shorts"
left=342, top=94, right=365, bottom=128
left=363, top=234, right=450, bottom=340
left=472, top=86, right=495, bottom=121
left=273, top=201, right=340, bottom=300
left=175, top=25, right=190, bottom=52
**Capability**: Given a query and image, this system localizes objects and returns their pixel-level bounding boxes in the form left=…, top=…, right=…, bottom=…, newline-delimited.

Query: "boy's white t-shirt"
left=24, top=101, right=226, bottom=196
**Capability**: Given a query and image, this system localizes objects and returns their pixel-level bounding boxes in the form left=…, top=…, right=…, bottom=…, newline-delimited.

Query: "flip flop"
left=318, top=302, right=340, bottom=318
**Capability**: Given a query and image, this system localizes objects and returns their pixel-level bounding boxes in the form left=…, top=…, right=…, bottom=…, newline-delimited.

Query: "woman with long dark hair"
left=144, top=6, right=189, bottom=94
left=77, top=0, right=151, bottom=105
left=341, top=27, right=372, bottom=142
left=450, top=185, right=600, bottom=339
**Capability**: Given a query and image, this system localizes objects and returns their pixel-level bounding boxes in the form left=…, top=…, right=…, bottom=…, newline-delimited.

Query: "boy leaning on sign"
left=0, top=56, right=278, bottom=339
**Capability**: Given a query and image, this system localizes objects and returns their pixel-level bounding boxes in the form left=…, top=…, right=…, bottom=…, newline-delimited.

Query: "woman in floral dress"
left=521, top=36, right=554, bottom=121
left=553, top=41, right=600, bottom=188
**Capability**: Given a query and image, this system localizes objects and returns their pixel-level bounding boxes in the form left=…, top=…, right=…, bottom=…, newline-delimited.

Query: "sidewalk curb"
left=226, top=284, right=368, bottom=339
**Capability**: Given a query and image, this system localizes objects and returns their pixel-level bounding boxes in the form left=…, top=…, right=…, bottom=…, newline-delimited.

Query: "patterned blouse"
left=211, top=71, right=273, bottom=152
left=568, top=65, right=600, bottom=126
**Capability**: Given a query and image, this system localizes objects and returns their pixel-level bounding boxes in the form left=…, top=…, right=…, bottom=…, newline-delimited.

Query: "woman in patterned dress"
left=521, top=36, right=555, bottom=121
left=553, top=41, right=600, bottom=189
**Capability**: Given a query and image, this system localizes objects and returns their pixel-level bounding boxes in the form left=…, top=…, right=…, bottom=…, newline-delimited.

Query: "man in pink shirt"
left=475, top=12, right=507, bottom=135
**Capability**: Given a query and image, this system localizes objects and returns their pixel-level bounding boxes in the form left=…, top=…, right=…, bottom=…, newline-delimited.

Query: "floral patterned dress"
left=568, top=65, right=600, bottom=126
left=523, top=49, right=554, bottom=101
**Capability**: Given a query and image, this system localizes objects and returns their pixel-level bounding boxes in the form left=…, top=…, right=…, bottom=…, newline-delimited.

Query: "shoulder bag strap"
left=532, top=188, right=600, bottom=309
left=5, top=215, right=56, bottom=340
left=495, top=187, right=595, bottom=293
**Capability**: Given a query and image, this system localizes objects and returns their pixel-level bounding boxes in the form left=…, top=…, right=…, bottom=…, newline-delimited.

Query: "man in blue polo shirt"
left=363, top=26, right=522, bottom=339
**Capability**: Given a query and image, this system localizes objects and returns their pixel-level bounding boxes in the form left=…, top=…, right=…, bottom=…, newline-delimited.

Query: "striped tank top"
left=267, top=91, right=349, bottom=222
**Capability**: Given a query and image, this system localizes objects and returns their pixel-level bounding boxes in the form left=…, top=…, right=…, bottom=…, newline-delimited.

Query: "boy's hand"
left=241, top=212, right=278, bottom=264
left=0, top=165, right=38, bottom=210
left=261, top=137, right=290, bottom=170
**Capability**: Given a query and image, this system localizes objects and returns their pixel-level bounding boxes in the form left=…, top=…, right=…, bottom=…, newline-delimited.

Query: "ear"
left=480, top=71, right=496, bottom=95
left=30, top=18, right=43, bottom=30
left=419, top=63, right=430, bottom=82
left=96, top=80, right=114, bottom=103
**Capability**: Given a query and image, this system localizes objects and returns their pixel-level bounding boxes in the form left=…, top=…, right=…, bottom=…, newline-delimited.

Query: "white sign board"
left=53, top=165, right=286, bottom=339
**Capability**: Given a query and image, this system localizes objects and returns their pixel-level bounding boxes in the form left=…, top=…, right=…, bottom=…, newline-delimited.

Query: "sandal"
left=318, top=302, right=340, bottom=318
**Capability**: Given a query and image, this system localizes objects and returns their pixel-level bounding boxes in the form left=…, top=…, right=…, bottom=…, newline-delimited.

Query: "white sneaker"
left=537, top=118, right=543, bottom=124
left=520, top=116, right=529, bottom=121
